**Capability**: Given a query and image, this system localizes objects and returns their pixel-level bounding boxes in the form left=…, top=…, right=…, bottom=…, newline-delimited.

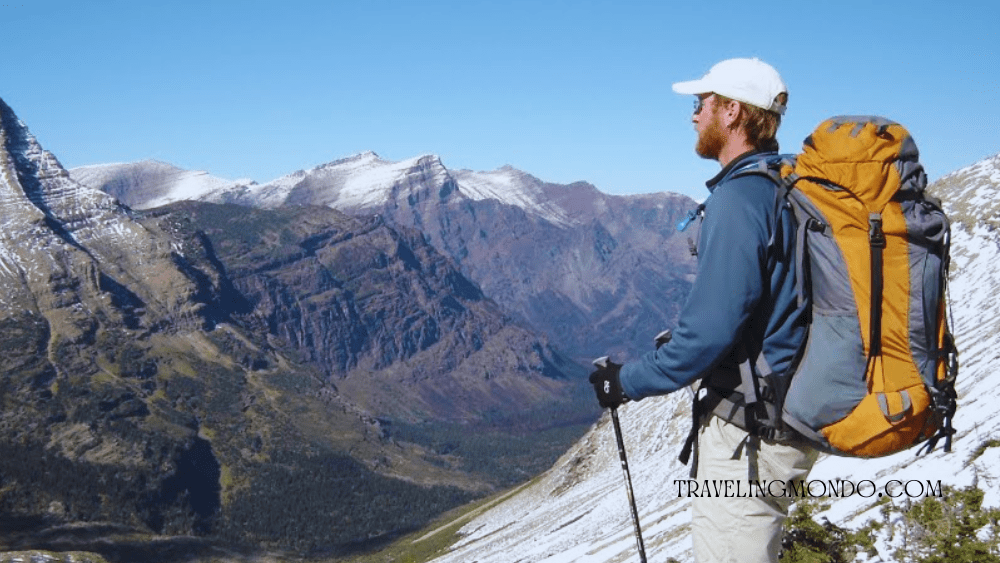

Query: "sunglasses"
left=693, top=94, right=714, bottom=115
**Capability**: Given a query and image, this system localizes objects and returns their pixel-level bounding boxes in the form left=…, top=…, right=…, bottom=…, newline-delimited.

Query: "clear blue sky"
left=2, top=0, right=997, bottom=199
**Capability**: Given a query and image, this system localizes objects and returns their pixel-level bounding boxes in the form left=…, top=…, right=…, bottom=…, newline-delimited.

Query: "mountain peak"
left=68, top=160, right=246, bottom=210
left=449, top=166, right=578, bottom=226
left=0, top=97, right=131, bottom=243
left=0, top=97, right=70, bottom=183
left=323, top=150, right=383, bottom=168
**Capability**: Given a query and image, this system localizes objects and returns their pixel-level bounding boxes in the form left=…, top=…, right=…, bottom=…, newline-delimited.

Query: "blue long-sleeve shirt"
left=619, top=151, right=807, bottom=401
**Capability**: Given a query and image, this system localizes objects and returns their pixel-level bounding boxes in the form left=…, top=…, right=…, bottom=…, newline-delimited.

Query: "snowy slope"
left=425, top=154, right=1000, bottom=563
left=228, top=151, right=581, bottom=226
left=223, top=151, right=451, bottom=209
left=69, top=160, right=248, bottom=209
left=0, top=98, right=206, bottom=328
left=254, top=152, right=579, bottom=225
left=450, top=166, right=576, bottom=226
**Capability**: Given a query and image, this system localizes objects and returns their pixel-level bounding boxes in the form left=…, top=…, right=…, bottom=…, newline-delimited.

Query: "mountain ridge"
left=71, top=153, right=699, bottom=361
left=69, top=159, right=252, bottom=210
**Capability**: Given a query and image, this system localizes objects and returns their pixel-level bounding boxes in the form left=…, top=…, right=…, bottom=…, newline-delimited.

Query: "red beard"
left=695, top=112, right=725, bottom=161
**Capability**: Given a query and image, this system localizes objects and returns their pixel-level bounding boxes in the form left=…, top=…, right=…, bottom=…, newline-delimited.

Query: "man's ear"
left=720, top=99, right=743, bottom=131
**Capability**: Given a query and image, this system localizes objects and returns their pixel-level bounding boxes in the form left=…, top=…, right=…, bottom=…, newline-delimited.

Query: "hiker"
left=589, top=58, right=818, bottom=563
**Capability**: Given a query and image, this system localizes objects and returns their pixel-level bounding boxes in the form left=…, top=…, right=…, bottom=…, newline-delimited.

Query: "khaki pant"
left=691, top=415, right=819, bottom=563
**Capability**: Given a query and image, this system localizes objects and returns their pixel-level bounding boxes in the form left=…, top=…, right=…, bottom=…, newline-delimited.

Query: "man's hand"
left=589, top=358, right=628, bottom=409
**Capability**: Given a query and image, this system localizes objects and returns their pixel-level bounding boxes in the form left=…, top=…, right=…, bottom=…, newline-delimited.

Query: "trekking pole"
left=593, top=330, right=671, bottom=563
left=593, top=356, right=648, bottom=563
left=611, top=404, right=648, bottom=563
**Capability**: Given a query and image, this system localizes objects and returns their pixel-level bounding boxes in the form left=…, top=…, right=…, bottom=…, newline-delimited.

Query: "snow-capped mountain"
left=448, top=165, right=580, bottom=227
left=69, top=159, right=248, bottom=210
left=222, top=152, right=459, bottom=211
left=71, top=151, right=580, bottom=226
left=0, top=99, right=201, bottom=318
left=72, top=152, right=698, bottom=361
left=0, top=95, right=244, bottom=540
left=422, top=153, right=1000, bottom=563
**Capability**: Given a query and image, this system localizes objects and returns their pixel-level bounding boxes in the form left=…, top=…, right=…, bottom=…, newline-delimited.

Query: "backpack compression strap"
left=868, top=213, right=886, bottom=363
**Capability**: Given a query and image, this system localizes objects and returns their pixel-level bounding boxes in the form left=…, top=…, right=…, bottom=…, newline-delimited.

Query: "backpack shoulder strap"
left=678, top=154, right=798, bottom=253
left=729, top=153, right=795, bottom=185
left=701, top=154, right=805, bottom=443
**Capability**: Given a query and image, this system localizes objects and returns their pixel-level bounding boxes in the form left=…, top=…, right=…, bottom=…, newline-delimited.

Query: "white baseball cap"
left=672, top=58, right=787, bottom=115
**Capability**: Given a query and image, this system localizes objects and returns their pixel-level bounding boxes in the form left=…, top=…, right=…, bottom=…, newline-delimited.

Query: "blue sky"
left=1, top=0, right=997, bottom=199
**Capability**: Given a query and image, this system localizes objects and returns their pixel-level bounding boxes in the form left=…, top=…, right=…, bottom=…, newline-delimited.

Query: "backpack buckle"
left=869, top=215, right=886, bottom=248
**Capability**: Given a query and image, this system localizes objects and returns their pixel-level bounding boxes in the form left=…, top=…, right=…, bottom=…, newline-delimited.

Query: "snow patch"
left=453, top=167, right=575, bottom=226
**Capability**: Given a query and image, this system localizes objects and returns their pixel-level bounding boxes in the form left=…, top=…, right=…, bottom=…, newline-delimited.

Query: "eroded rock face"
left=145, top=201, right=592, bottom=425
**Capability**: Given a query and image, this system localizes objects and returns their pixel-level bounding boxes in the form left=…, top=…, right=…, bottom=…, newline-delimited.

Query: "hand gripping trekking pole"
left=593, top=356, right=648, bottom=563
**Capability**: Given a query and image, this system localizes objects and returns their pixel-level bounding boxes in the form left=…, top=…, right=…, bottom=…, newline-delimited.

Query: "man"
left=590, top=58, right=818, bottom=563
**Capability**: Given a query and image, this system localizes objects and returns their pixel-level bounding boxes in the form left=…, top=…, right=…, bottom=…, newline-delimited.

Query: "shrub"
left=780, top=498, right=878, bottom=563
left=895, top=486, right=1000, bottom=563
left=780, top=486, right=1000, bottom=563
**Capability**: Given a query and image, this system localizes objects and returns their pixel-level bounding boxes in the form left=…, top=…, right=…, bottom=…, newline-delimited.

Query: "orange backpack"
left=738, top=116, right=959, bottom=457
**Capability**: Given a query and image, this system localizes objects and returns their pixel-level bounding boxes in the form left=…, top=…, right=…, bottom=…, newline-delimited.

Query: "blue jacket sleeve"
left=618, top=177, right=774, bottom=400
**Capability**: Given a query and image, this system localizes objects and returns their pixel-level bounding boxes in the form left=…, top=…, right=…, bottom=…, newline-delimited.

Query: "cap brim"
left=672, top=79, right=712, bottom=95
